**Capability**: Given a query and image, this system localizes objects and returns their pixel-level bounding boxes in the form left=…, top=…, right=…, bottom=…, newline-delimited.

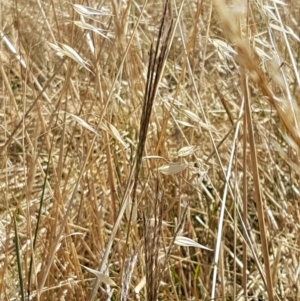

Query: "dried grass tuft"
left=1, top=0, right=300, bottom=300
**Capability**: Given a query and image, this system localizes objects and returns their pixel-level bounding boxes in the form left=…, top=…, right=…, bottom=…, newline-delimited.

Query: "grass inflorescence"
left=0, top=0, right=300, bottom=300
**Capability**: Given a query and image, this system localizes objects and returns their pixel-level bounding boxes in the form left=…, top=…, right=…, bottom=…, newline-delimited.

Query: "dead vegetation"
left=0, top=0, right=300, bottom=300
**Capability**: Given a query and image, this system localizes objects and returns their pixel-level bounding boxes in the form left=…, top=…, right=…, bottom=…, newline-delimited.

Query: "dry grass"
left=0, top=0, right=300, bottom=300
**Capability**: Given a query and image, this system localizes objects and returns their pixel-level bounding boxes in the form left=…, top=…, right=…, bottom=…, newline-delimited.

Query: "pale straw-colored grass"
left=0, top=0, right=299, bottom=300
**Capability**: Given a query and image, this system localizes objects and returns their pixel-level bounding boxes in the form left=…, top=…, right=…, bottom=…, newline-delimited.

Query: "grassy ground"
left=0, top=0, right=300, bottom=300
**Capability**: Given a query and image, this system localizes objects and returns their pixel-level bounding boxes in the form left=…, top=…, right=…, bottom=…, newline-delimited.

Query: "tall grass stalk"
left=0, top=0, right=300, bottom=300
